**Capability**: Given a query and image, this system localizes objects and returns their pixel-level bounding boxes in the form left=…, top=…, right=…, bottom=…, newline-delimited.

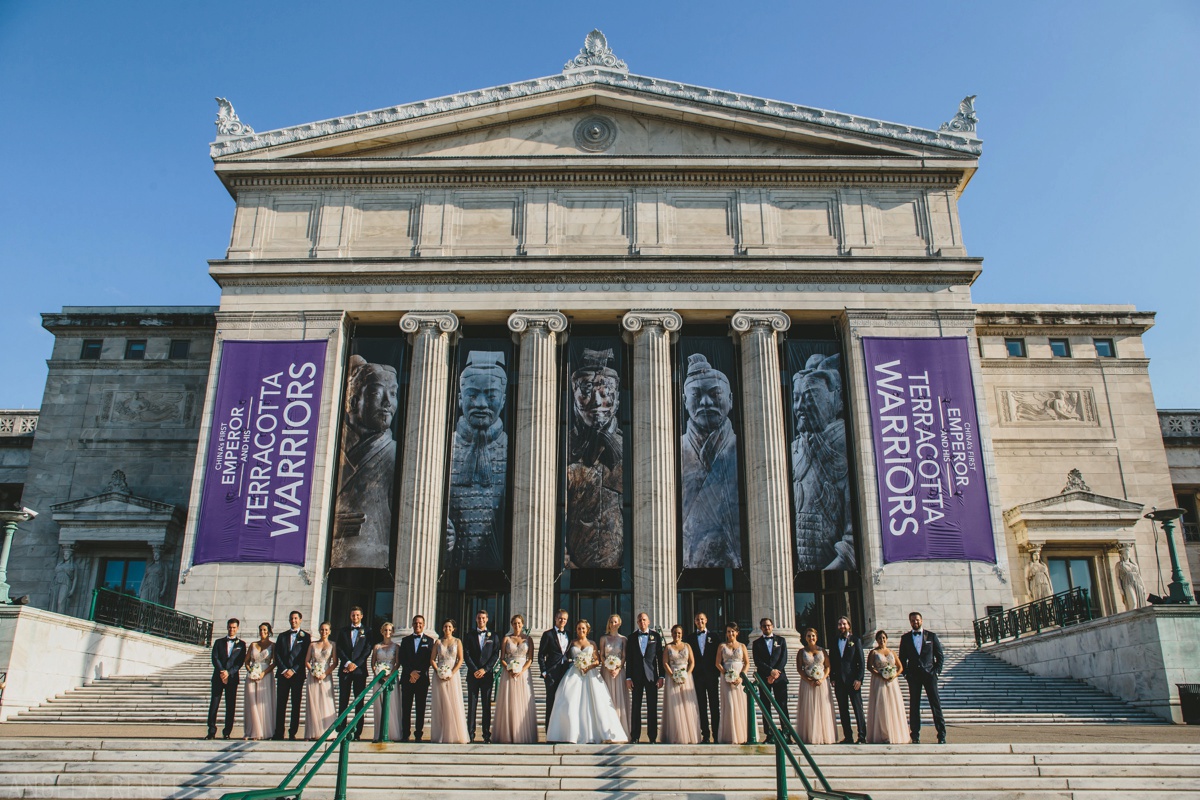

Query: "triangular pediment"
left=51, top=490, right=178, bottom=520
left=212, top=71, right=981, bottom=162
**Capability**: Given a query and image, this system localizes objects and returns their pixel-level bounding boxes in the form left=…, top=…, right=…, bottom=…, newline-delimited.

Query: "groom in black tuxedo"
left=398, top=614, right=434, bottom=741
left=538, top=609, right=571, bottom=728
left=625, top=612, right=664, bottom=743
left=685, top=612, right=719, bottom=743
left=464, top=609, right=500, bottom=743
left=898, top=611, right=946, bottom=744
left=273, top=610, right=309, bottom=740
left=828, top=615, right=865, bottom=744
left=751, top=617, right=789, bottom=735
left=335, top=606, right=374, bottom=739
left=206, top=618, right=246, bottom=739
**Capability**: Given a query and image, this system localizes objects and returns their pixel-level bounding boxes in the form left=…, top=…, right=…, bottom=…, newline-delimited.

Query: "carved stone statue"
left=215, top=98, right=254, bottom=137
left=1025, top=546, right=1054, bottom=601
left=139, top=545, right=167, bottom=605
left=680, top=353, right=741, bottom=569
left=446, top=351, right=508, bottom=569
left=1116, top=543, right=1147, bottom=611
left=52, top=544, right=77, bottom=614
left=333, top=355, right=399, bottom=569
left=791, top=353, right=855, bottom=572
left=939, top=95, right=978, bottom=133
left=565, top=348, right=624, bottom=569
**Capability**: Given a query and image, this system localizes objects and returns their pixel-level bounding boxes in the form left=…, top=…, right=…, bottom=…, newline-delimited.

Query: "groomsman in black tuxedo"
left=463, top=609, right=500, bottom=743
left=335, top=606, right=374, bottom=739
left=273, top=610, right=309, bottom=740
left=538, top=608, right=571, bottom=728
left=828, top=615, right=865, bottom=744
left=398, top=614, right=434, bottom=741
left=625, top=612, right=664, bottom=743
left=206, top=618, right=246, bottom=739
left=685, top=612, right=720, bottom=743
left=752, top=617, right=789, bottom=735
left=898, top=611, right=946, bottom=744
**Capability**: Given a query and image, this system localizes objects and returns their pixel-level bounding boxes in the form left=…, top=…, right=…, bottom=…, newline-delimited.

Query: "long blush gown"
left=304, top=642, right=337, bottom=740
left=493, top=637, right=538, bottom=743
left=430, top=639, right=470, bottom=744
left=599, top=634, right=631, bottom=738
left=371, top=642, right=403, bottom=742
left=716, top=643, right=748, bottom=744
left=867, top=650, right=910, bottom=744
left=545, top=645, right=628, bottom=743
left=661, top=645, right=702, bottom=745
left=243, top=642, right=276, bottom=740
left=795, top=649, right=837, bottom=745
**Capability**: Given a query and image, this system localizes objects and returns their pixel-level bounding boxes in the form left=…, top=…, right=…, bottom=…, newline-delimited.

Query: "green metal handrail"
left=220, top=665, right=401, bottom=800
left=743, top=673, right=872, bottom=800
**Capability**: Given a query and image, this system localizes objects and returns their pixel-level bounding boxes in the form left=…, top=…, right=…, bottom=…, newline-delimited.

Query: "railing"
left=973, top=586, right=1092, bottom=647
left=221, top=666, right=400, bottom=800
left=743, top=673, right=872, bottom=800
left=88, top=588, right=213, bottom=647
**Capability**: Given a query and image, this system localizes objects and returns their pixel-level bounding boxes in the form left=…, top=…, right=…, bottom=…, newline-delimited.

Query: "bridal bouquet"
left=603, top=654, right=622, bottom=672
left=248, top=664, right=264, bottom=681
left=573, top=654, right=591, bottom=673
left=507, top=658, right=525, bottom=674
left=671, top=668, right=687, bottom=686
left=803, top=663, right=823, bottom=682
left=376, top=662, right=393, bottom=677
left=310, top=664, right=326, bottom=681
left=436, top=666, right=453, bottom=680
left=723, top=669, right=740, bottom=684
left=879, top=665, right=898, bottom=681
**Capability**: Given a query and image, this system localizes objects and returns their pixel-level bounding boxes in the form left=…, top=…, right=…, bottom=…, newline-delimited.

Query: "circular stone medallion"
left=574, top=116, right=618, bottom=152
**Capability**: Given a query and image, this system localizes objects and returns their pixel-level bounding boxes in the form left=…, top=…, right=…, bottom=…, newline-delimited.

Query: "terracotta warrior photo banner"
left=194, top=339, right=327, bottom=566
left=564, top=337, right=626, bottom=569
left=678, top=336, right=744, bottom=570
left=862, top=336, right=996, bottom=563
left=444, top=338, right=514, bottom=570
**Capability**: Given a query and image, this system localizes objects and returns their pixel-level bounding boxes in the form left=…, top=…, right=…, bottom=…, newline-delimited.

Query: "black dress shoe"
left=289, top=734, right=297, bottom=741
left=840, top=737, right=854, bottom=745
left=700, top=735, right=710, bottom=744
left=271, top=735, right=283, bottom=741
left=910, top=736, right=920, bottom=744
left=937, top=735, right=946, bottom=744
left=222, top=733, right=231, bottom=740
left=204, top=733, right=215, bottom=740
left=857, top=736, right=866, bottom=744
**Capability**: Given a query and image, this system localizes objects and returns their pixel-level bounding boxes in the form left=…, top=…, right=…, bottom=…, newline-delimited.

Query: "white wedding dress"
left=545, top=645, right=629, bottom=744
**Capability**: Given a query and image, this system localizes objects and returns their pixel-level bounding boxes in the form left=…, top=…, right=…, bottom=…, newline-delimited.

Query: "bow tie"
left=696, top=631, right=706, bottom=636
left=638, top=632, right=648, bottom=637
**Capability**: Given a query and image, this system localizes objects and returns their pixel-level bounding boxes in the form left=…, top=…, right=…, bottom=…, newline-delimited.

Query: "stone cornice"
left=210, top=70, right=981, bottom=160
left=215, top=310, right=344, bottom=331
left=730, top=310, right=792, bottom=335
left=975, top=307, right=1155, bottom=334
left=981, top=358, right=1150, bottom=372
left=507, top=310, right=568, bottom=334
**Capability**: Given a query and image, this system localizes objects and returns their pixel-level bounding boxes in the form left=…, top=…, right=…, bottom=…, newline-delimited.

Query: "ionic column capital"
left=731, top=310, right=792, bottom=336
left=399, top=311, right=460, bottom=336
left=507, top=310, right=568, bottom=336
left=621, top=310, right=682, bottom=342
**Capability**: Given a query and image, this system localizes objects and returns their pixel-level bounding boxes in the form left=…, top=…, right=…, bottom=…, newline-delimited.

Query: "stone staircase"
left=0, top=739, right=1198, bottom=800
left=10, top=646, right=1162, bottom=727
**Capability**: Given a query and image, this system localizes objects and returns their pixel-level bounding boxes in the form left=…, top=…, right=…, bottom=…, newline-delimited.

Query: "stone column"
left=621, top=310, right=682, bottom=628
left=393, top=311, right=459, bottom=634
left=507, top=311, right=568, bottom=634
left=731, top=311, right=796, bottom=636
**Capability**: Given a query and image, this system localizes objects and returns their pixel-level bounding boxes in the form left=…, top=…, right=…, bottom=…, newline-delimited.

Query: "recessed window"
left=1049, top=338, right=1071, bottom=358
left=80, top=339, right=103, bottom=360
left=124, top=340, right=147, bottom=360
left=1005, top=338, right=1027, bottom=358
left=168, top=339, right=191, bottom=360
left=1094, top=338, right=1115, bottom=358
left=99, top=557, right=146, bottom=596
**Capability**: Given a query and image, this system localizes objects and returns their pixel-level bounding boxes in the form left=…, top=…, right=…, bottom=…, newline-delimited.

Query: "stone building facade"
left=1160, top=409, right=1200, bottom=583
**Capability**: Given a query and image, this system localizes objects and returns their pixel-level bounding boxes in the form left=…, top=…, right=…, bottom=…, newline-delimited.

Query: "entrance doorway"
left=570, top=592, right=630, bottom=636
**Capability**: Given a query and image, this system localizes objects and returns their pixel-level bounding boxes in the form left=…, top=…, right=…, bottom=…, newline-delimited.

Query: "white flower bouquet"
left=437, top=666, right=453, bottom=680
left=507, top=658, right=525, bottom=674
left=248, top=664, right=264, bottom=681
left=803, top=663, right=823, bottom=682
left=310, top=665, right=326, bottom=681
left=671, top=668, right=687, bottom=686
left=603, top=654, right=622, bottom=672
left=376, top=662, right=392, bottom=677
left=723, top=669, right=740, bottom=684
left=574, top=654, right=591, bottom=673
left=879, top=665, right=898, bottom=681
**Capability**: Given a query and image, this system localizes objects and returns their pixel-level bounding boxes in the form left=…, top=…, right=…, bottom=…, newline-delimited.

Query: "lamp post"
left=1145, top=507, right=1196, bottom=605
left=0, top=508, right=37, bottom=605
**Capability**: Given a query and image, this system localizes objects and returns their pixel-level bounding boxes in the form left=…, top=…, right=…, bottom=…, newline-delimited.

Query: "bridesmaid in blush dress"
left=794, top=627, right=837, bottom=745
left=430, top=619, right=470, bottom=744
left=715, top=622, right=749, bottom=744
left=661, top=624, right=702, bottom=744
left=493, top=614, right=538, bottom=744
left=304, top=622, right=338, bottom=740
left=243, top=623, right=276, bottom=740
left=599, top=614, right=631, bottom=739
left=866, top=630, right=910, bottom=744
left=371, top=623, right=402, bottom=742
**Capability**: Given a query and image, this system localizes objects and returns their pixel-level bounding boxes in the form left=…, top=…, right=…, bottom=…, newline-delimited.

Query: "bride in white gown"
left=545, top=620, right=629, bottom=744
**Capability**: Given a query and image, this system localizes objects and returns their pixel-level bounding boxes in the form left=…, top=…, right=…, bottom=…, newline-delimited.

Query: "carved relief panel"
left=996, top=388, right=1100, bottom=426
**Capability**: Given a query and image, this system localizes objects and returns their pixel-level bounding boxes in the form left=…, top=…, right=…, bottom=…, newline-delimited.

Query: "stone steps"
left=0, top=740, right=1197, bottom=799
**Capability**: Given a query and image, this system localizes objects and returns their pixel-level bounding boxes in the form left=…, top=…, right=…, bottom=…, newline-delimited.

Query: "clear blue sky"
left=1, top=2, right=1196, bottom=408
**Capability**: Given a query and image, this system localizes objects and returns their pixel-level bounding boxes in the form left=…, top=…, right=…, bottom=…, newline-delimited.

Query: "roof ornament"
left=564, top=29, right=628, bottom=73
left=215, top=97, right=254, bottom=138
left=105, top=469, right=130, bottom=495
left=1061, top=468, right=1092, bottom=494
left=939, top=95, right=978, bottom=134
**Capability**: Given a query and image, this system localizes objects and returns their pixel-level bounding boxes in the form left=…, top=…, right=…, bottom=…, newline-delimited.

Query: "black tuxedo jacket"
left=335, top=625, right=374, bottom=674
left=626, top=629, right=664, bottom=686
left=827, top=635, right=865, bottom=688
left=684, top=629, right=720, bottom=681
left=538, top=627, right=571, bottom=683
left=211, top=637, right=246, bottom=680
left=398, top=633, right=434, bottom=683
left=463, top=628, right=500, bottom=676
left=275, top=629, right=311, bottom=676
left=898, top=629, right=944, bottom=676
left=751, top=635, right=788, bottom=685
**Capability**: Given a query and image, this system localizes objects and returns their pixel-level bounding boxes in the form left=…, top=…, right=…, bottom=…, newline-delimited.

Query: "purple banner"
left=862, top=337, right=995, bottom=564
left=194, top=340, right=327, bottom=566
